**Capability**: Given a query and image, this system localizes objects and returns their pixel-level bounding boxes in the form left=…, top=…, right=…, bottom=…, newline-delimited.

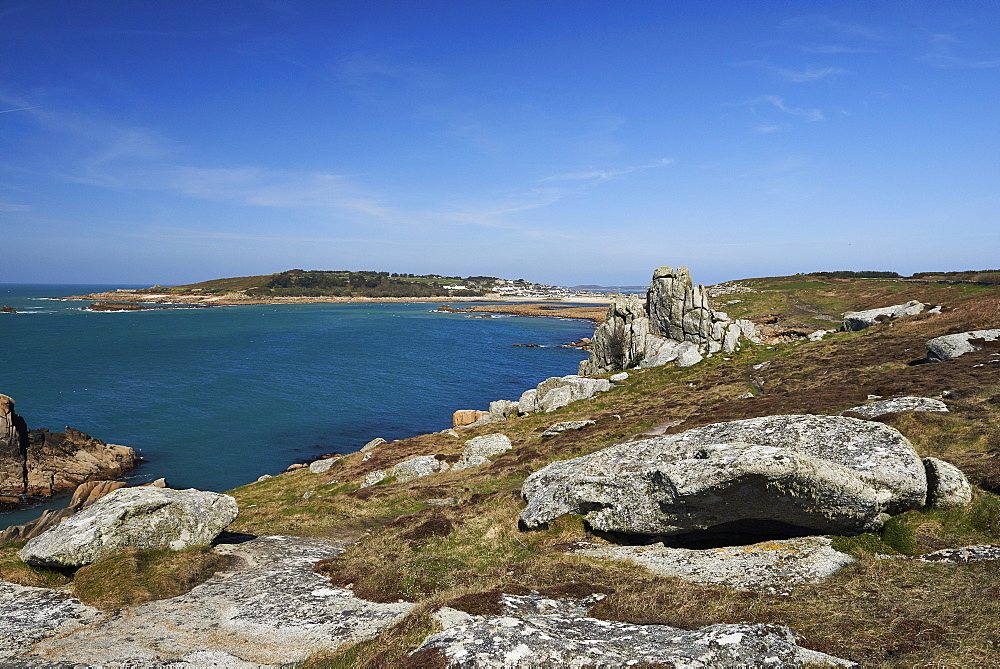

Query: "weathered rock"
left=360, top=470, right=387, bottom=488
left=521, top=415, right=926, bottom=537
left=517, top=388, right=538, bottom=414
left=924, top=457, right=973, bottom=509
left=541, top=420, right=596, bottom=437
left=11, top=536, right=413, bottom=665
left=452, top=433, right=513, bottom=471
left=453, top=410, right=490, bottom=427
left=309, top=457, right=340, bottom=474
left=18, top=487, right=239, bottom=568
left=0, top=394, right=28, bottom=495
left=609, top=372, right=628, bottom=382
left=533, top=375, right=611, bottom=413
left=808, top=329, right=830, bottom=342
left=1, top=395, right=138, bottom=502
left=580, top=267, right=758, bottom=375
left=842, top=396, right=949, bottom=419
left=0, top=581, right=103, bottom=661
left=390, top=454, right=450, bottom=483
left=361, top=437, right=387, bottom=452
left=24, top=427, right=138, bottom=498
left=573, top=536, right=855, bottom=594
left=925, top=329, right=1000, bottom=362
left=69, top=479, right=128, bottom=508
left=286, top=463, right=307, bottom=472
left=539, top=385, right=574, bottom=412
left=413, top=618, right=853, bottom=667
left=918, top=544, right=1000, bottom=564
left=489, top=399, right=518, bottom=420
left=842, top=300, right=924, bottom=331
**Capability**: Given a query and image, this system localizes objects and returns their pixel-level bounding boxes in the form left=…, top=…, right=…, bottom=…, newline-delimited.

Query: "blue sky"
left=1, top=1, right=997, bottom=286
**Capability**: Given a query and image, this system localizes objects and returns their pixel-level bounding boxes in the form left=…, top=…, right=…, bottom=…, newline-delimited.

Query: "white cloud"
left=541, top=158, right=674, bottom=183
left=0, top=201, right=31, bottom=211
left=733, top=60, right=849, bottom=83
left=921, top=34, right=1000, bottom=69
left=749, top=95, right=825, bottom=122
left=799, top=44, right=877, bottom=55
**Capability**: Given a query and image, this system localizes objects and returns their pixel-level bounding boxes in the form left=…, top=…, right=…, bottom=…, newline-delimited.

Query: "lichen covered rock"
left=413, top=618, right=853, bottom=667
left=521, top=415, right=926, bottom=537
left=18, top=487, right=238, bottom=567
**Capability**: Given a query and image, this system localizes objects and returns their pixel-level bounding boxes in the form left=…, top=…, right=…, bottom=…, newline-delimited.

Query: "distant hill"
left=142, top=269, right=499, bottom=299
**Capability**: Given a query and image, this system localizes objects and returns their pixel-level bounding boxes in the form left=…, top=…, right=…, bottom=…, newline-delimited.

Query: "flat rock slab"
left=572, top=536, right=855, bottom=595
left=918, top=544, right=1000, bottom=564
left=841, top=396, right=948, bottom=419
left=16, top=536, right=413, bottom=666
left=414, top=618, right=854, bottom=667
left=0, top=581, right=102, bottom=662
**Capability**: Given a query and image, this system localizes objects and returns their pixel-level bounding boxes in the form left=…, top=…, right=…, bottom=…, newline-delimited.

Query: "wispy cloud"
left=541, top=158, right=674, bottom=183
left=0, top=201, right=31, bottom=211
left=799, top=44, right=877, bottom=55
left=163, top=166, right=393, bottom=218
left=754, top=123, right=790, bottom=134
left=0, top=106, right=38, bottom=114
left=783, top=16, right=884, bottom=42
left=734, top=60, right=849, bottom=83
left=921, top=34, right=1000, bottom=69
left=125, top=225, right=398, bottom=246
left=748, top=95, right=824, bottom=122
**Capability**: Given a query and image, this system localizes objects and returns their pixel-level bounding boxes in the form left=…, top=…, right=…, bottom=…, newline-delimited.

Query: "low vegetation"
left=222, top=274, right=1000, bottom=666
left=7, top=272, right=1000, bottom=665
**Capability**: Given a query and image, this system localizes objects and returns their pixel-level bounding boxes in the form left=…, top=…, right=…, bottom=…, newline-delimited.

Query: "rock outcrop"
left=451, top=433, right=512, bottom=471
left=414, top=616, right=852, bottom=668
left=925, top=329, right=1000, bottom=362
left=571, top=536, right=855, bottom=594
left=521, top=415, right=932, bottom=537
left=841, top=396, right=949, bottom=419
left=842, top=300, right=925, bottom=331
left=18, top=487, right=239, bottom=568
left=0, top=394, right=138, bottom=502
left=580, top=267, right=758, bottom=375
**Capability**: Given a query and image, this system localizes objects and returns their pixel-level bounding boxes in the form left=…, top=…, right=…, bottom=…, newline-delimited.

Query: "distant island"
left=58, top=269, right=614, bottom=312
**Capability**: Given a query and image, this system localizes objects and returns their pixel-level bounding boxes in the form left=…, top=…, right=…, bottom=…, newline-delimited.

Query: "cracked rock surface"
left=4, top=535, right=412, bottom=666
left=572, top=536, right=855, bottom=595
left=413, top=617, right=854, bottom=668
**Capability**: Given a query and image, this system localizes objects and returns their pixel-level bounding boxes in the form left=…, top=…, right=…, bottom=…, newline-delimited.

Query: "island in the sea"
left=60, top=268, right=615, bottom=318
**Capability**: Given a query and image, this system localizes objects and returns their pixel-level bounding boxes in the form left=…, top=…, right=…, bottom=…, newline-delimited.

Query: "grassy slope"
left=5, top=274, right=998, bottom=664
left=222, top=274, right=1000, bottom=666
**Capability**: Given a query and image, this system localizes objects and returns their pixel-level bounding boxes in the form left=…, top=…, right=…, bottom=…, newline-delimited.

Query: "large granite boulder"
left=925, top=329, right=1000, bottom=362
left=18, top=487, right=238, bottom=568
left=390, top=455, right=451, bottom=483
left=842, top=300, right=924, bottom=331
left=414, top=618, right=853, bottom=667
left=452, top=433, right=513, bottom=471
left=521, top=415, right=927, bottom=537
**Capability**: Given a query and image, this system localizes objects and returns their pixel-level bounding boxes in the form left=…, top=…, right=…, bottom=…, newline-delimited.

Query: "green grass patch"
left=71, top=545, right=231, bottom=610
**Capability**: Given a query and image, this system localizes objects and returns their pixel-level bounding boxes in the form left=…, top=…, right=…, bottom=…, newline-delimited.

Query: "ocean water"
left=0, top=285, right=595, bottom=527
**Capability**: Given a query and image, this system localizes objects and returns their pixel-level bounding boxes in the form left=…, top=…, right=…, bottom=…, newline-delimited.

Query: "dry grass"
left=0, top=542, right=71, bottom=587
left=71, top=546, right=231, bottom=609
left=220, top=277, right=1000, bottom=665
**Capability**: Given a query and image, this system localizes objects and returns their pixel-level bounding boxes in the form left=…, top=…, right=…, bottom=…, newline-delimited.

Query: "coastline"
left=58, top=290, right=613, bottom=321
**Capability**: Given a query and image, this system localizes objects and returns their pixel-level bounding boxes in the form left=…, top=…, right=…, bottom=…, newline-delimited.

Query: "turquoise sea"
left=0, top=285, right=595, bottom=527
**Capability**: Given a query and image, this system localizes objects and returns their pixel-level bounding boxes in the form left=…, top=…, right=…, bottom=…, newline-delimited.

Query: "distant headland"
left=57, top=269, right=616, bottom=314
